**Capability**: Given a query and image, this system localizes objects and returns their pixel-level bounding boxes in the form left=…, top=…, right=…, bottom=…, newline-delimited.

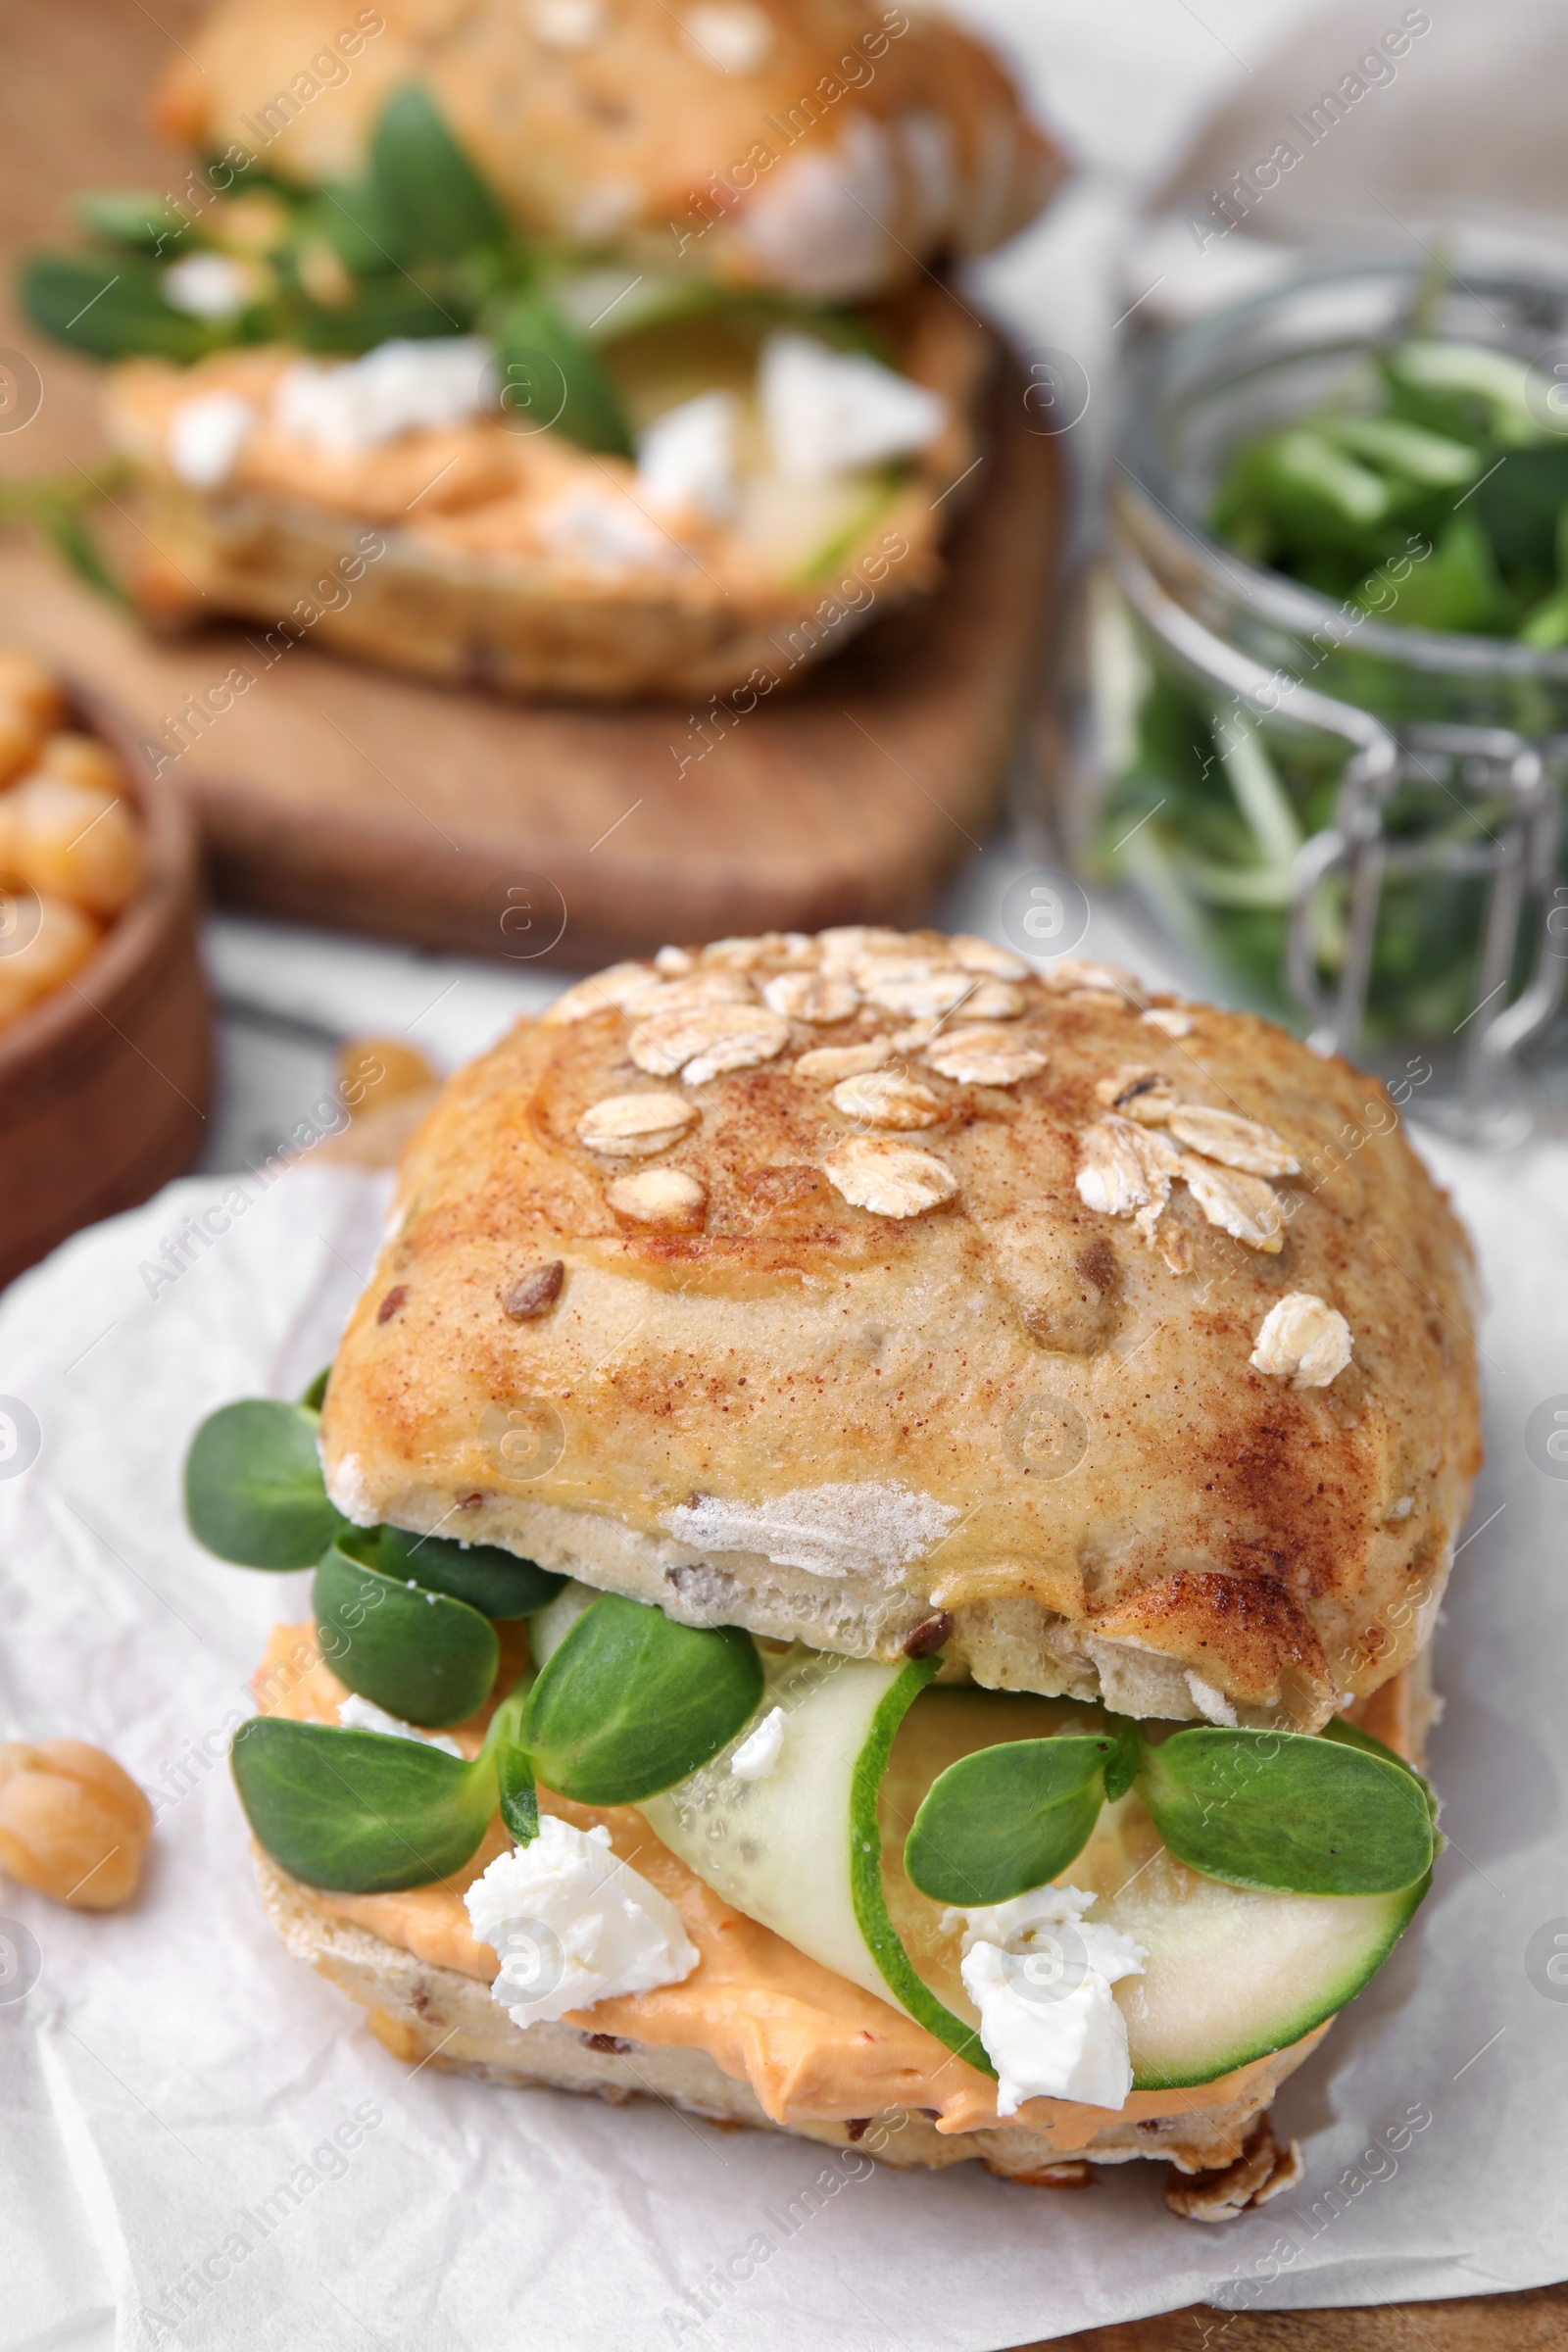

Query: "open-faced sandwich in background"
left=184, top=928, right=1477, bottom=2211
left=23, top=0, right=1065, bottom=700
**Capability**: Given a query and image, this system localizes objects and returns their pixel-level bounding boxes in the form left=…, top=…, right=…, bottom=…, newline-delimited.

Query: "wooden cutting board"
left=0, top=0, right=1063, bottom=970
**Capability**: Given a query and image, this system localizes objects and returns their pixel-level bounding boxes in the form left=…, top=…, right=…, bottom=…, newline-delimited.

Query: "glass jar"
left=1072, top=261, right=1568, bottom=1126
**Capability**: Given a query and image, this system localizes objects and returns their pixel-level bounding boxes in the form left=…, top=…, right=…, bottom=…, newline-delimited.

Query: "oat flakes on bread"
left=319, top=926, right=1480, bottom=1733
left=155, top=0, right=1066, bottom=298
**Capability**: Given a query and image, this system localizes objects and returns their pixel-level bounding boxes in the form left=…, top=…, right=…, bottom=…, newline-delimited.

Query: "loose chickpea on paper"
left=336, top=1033, right=438, bottom=1117
left=0, top=774, right=146, bottom=918
left=0, top=893, right=101, bottom=1032
left=0, top=1740, right=154, bottom=1909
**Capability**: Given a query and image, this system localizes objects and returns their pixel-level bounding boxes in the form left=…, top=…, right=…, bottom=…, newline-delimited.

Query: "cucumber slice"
left=648, top=1673, right=1430, bottom=2095
left=881, top=1690, right=1427, bottom=2089
left=639, top=1649, right=990, bottom=2071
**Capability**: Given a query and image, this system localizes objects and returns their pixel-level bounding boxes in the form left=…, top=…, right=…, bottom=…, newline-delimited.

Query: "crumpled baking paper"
left=0, top=1146, right=1563, bottom=2352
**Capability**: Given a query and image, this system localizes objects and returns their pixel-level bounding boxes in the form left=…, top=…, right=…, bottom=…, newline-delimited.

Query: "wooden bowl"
left=0, top=679, right=211, bottom=1291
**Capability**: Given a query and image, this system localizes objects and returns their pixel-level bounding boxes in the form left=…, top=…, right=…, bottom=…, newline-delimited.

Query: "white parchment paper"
left=0, top=1146, right=1563, bottom=2352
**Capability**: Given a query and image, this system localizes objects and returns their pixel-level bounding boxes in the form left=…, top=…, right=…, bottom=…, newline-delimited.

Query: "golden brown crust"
left=161, top=0, right=1066, bottom=296
left=318, top=929, right=1480, bottom=1727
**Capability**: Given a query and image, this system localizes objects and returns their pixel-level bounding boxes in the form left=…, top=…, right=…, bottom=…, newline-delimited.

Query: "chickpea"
left=0, top=649, right=65, bottom=735
left=336, top=1032, right=438, bottom=1117
left=38, top=731, right=124, bottom=797
left=0, top=704, right=44, bottom=791
left=0, top=893, right=102, bottom=1031
left=0, top=1739, right=153, bottom=1909
left=0, top=775, right=145, bottom=918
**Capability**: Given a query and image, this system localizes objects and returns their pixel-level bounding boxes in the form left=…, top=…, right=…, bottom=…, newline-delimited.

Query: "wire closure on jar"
left=1111, top=538, right=1568, bottom=1131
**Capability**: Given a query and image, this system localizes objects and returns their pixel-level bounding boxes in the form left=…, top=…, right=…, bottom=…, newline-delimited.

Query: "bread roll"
left=319, top=928, right=1481, bottom=1732
left=156, top=0, right=1066, bottom=300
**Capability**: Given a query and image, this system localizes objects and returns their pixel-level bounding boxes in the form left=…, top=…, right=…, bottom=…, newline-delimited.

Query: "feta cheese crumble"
left=167, top=391, right=255, bottom=487
left=729, top=1704, right=787, bottom=1780
left=335, top=1693, right=463, bottom=1758
left=466, top=1817, right=699, bottom=2027
left=637, top=390, right=740, bottom=520
left=533, top=486, right=685, bottom=572
left=759, top=332, right=946, bottom=484
left=163, top=253, right=254, bottom=319
left=944, top=1885, right=1146, bottom=2116
left=273, top=336, right=494, bottom=454
left=681, top=1, right=774, bottom=73
left=736, top=119, right=899, bottom=298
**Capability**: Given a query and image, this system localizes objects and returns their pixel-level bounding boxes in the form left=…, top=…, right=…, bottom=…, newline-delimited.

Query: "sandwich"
left=23, top=0, right=1064, bottom=700
left=184, top=925, right=1478, bottom=2210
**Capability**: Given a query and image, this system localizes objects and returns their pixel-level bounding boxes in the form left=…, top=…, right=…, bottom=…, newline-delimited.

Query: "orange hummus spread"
left=254, top=1623, right=1325, bottom=2149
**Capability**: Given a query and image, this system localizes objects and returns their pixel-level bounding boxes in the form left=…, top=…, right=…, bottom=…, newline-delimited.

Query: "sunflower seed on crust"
left=793, top=1038, right=894, bottom=1082
left=1250, top=1293, right=1352, bottom=1387
left=949, top=935, right=1029, bottom=979
left=761, top=970, right=859, bottom=1024
left=1094, top=1066, right=1181, bottom=1120
left=1142, top=1005, right=1195, bottom=1038
left=925, top=1027, right=1049, bottom=1086
left=822, top=1138, right=957, bottom=1217
left=1179, top=1154, right=1285, bottom=1251
left=1043, top=958, right=1147, bottom=1006
left=628, top=1003, right=789, bottom=1082
left=654, top=944, right=696, bottom=975
left=829, top=1071, right=946, bottom=1129
left=577, top=1091, right=698, bottom=1156
left=607, top=1167, right=707, bottom=1224
left=1166, top=1104, right=1298, bottom=1177
left=543, top=962, right=658, bottom=1024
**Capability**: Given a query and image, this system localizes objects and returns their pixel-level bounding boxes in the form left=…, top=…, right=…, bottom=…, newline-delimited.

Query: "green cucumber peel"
left=1138, top=1726, right=1435, bottom=1897
left=230, top=1715, right=497, bottom=1893
left=314, top=1539, right=500, bottom=1728
left=848, top=1658, right=994, bottom=2079
left=183, top=1398, right=346, bottom=1569
left=520, top=1592, right=761, bottom=1802
left=904, top=1722, right=1140, bottom=1907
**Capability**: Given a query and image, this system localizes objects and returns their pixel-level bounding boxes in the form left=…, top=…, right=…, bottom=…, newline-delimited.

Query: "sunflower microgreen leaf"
left=183, top=1398, right=345, bottom=1568
left=314, top=1541, right=499, bottom=1728
left=1138, top=1726, right=1435, bottom=1896
left=904, top=1733, right=1125, bottom=1906
left=230, top=1717, right=496, bottom=1893
left=368, top=83, right=509, bottom=262
left=377, top=1525, right=564, bottom=1618
left=520, top=1592, right=761, bottom=1802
